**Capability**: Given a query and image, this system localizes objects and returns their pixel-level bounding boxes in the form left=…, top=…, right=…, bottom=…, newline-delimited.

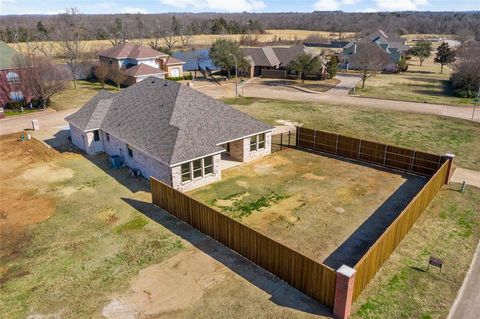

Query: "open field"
left=224, top=98, right=480, bottom=171
left=189, top=149, right=426, bottom=268
left=0, top=132, right=331, bottom=318
left=352, top=183, right=480, bottom=318
left=8, top=29, right=355, bottom=57
left=354, top=57, right=472, bottom=106
left=49, top=80, right=117, bottom=111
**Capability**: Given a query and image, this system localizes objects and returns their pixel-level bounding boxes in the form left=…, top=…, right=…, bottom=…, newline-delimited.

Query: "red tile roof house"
left=98, top=42, right=186, bottom=86
left=65, top=77, right=273, bottom=191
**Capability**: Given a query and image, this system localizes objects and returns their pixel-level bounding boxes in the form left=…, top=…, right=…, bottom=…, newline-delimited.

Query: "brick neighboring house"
left=0, top=41, right=29, bottom=108
left=65, top=78, right=273, bottom=191
left=341, top=30, right=410, bottom=71
left=242, top=44, right=326, bottom=77
left=98, top=42, right=185, bottom=86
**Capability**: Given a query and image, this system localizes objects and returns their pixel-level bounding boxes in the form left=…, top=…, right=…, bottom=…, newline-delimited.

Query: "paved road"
left=195, top=76, right=480, bottom=122
left=448, top=242, right=480, bottom=319
left=451, top=168, right=480, bottom=188
left=0, top=108, right=76, bottom=135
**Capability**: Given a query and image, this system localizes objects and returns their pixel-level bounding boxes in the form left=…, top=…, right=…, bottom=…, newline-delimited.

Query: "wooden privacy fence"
left=352, top=159, right=450, bottom=300
left=296, top=127, right=444, bottom=177
left=150, top=178, right=337, bottom=308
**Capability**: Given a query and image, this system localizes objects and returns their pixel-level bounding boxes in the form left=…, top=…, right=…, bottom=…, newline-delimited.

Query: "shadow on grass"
left=123, top=196, right=334, bottom=317
left=323, top=173, right=427, bottom=269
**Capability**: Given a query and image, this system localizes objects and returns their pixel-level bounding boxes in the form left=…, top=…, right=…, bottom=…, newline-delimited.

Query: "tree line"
left=1, top=11, right=479, bottom=44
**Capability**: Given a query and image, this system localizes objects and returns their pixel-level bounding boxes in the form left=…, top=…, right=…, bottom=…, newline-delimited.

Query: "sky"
left=0, top=0, right=478, bottom=15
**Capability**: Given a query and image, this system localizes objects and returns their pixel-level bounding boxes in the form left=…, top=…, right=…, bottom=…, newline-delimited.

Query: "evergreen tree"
left=434, top=42, right=456, bottom=74
left=326, top=56, right=338, bottom=79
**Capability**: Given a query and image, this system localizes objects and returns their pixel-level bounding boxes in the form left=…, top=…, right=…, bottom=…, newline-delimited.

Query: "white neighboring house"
left=98, top=42, right=186, bottom=86
left=65, top=78, right=273, bottom=191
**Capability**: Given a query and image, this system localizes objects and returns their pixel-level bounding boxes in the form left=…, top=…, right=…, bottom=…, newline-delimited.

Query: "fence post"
left=333, top=265, right=356, bottom=319
left=296, top=126, right=300, bottom=146
left=383, top=145, right=388, bottom=165
left=288, top=130, right=291, bottom=147
left=410, top=151, right=416, bottom=172
left=444, top=153, right=455, bottom=184
left=335, top=134, right=339, bottom=154
left=280, top=133, right=283, bottom=150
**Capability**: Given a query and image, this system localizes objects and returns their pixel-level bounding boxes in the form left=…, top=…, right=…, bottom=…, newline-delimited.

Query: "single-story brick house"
left=65, top=78, right=273, bottom=191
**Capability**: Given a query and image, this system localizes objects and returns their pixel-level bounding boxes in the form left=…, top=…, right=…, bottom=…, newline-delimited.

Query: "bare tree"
left=102, top=17, right=128, bottom=46
left=15, top=54, right=69, bottom=109
left=109, top=68, right=126, bottom=90
left=57, top=8, right=86, bottom=89
left=179, top=25, right=194, bottom=48
left=350, top=42, right=390, bottom=88
left=94, top=63, right=110, bottom=89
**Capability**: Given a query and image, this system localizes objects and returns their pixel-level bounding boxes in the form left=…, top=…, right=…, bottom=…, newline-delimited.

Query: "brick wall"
left=171, top=153, right=222, bottom=192
left=69, top=124, right=97, bottom=155
left=228, top=132, right=272, bottom=163
left=102, top=131, right=172, bottom=184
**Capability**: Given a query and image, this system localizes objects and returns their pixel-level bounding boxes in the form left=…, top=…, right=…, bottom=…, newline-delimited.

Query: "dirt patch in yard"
left=103, top=248, right=229, bottom=318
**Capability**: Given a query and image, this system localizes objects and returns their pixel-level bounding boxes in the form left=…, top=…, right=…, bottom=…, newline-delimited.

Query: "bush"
left=450, top=72, right=479, bottom=98
left=396, top=56, right=409, bottom=73
left=165, top=74, right=193, bottom=81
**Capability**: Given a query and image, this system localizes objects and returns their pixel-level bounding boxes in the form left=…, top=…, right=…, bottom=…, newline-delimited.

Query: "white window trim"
left=250, top=133, right=266, bottom=153
left=180, top=156, right=214, bottom=184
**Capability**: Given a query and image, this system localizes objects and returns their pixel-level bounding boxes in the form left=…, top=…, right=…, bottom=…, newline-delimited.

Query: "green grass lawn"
left=353, top=57, right=473, bottom=107
left=49, top=80, right=117, bottom=111
left=225, top=98, right=480, bottom=171
left=352, top=184, right=480, bottom=319
left=4, top=108, right=39, bottom=117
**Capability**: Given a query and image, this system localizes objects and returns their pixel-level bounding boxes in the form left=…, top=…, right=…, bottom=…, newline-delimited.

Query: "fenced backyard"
left=151, top=126, right=453, bottom=313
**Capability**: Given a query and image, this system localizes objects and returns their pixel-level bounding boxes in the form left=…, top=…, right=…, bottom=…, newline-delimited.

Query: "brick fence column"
left=333, top=265, right=356, bottom=319
left=444, top=153, right=455, bottom=184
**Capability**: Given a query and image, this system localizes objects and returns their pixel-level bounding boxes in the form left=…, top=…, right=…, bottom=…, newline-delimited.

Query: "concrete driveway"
left=0, top=108, right=76, bottom=135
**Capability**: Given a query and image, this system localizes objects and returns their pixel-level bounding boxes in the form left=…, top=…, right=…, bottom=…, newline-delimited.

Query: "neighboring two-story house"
left=98, top=42, right=185, bottom=86
left=0, top=41, right=27, bottom=108
left=65, top=77, right=273, bottom=191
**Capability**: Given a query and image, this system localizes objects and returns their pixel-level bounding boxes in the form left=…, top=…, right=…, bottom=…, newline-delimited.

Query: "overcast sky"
left=0, top=0, right=479, bottom=15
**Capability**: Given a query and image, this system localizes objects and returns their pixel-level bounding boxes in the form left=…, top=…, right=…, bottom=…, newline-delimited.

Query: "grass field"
left=352, top=183, right=480, bottom=319
left=189, top=149, right=425, bottom=269
left=225, top=98, right=480, bottom=171
left=9, top=29, right=356, bottom=58
left=49, top=80, right=117, bottom=111
left=354, top=57, right=472, bottom=106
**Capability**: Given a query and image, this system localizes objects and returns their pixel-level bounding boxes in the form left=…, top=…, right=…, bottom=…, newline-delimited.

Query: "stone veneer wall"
left=229, top=132, right=272, bottom=163
left=102, top=131, right=172, bottom=184
left=69, top=124, right=96, bottom=155
left=171, top=153, right=222, bottom=192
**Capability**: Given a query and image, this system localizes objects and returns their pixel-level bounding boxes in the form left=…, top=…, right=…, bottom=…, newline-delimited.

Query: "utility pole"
left=472, top=85, right=480, bottom=121
left=229, top=53, right=238, bottom=99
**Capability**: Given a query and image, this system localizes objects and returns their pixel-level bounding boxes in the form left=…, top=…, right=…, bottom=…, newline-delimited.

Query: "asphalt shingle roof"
left=98, top=42, right=168, bottom=59
left=123, top=64, right=166, bottom=77
left=66, top=78, right=272, bottom=166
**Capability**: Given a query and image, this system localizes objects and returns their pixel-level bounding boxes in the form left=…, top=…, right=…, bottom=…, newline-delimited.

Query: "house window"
left=170, top=68, right=180, bottom=77
left=180, top=156, right=214, bottom=183
left=250, top=135, right=257, bottom=152
left=6, top=72, right=20, bottom=83
left=250, top=133, right=266, bottom=152
left=181, top=163, right=191, bottom=182
left=127, top=144, right=133, bottom=158
left=105, top=132, right=110, bottom=142
left=9, top=90, right=23, bottom=101
left=204, top=156, right=213, bottom=175
left=93, top=130, right=100, bottom=142
left=258, top=133, right=265, bottom=150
